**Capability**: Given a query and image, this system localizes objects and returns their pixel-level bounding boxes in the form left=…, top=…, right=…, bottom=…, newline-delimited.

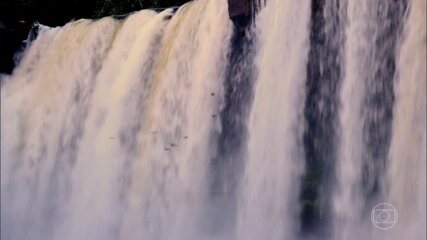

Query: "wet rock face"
left=228, top=0, right=252, bottom=28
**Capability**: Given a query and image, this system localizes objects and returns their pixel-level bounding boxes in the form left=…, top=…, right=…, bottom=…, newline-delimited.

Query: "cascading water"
left=388, top=0, right=426, bottom=239
left=1, top=0, right=425, bottom=240
left=335, top=0, right=403, bottom=237
left=235, top=1, right=309, bottom=239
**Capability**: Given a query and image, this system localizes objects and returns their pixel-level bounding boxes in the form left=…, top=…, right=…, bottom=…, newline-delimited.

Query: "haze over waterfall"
left=1, top=0, right=425, bottom=239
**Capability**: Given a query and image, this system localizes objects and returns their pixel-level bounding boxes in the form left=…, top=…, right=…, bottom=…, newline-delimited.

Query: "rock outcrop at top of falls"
left=228, top=0, right=253, bottom=28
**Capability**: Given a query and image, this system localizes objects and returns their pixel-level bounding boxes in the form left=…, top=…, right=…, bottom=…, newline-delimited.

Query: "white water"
left=334, top=0, right=366, bottom=238
left=1, top=0, right=232, bottom=239
left=334, top=0, right=426, bottom=239
left=236, top=0, right=309, bottom=239
left=388, top=0, right=426, bottom=239
left=1, top=0, right=425, bottom=240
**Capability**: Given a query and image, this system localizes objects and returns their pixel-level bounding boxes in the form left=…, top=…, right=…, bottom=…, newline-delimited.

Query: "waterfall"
left=333, top=0, right=425, bottom=239
left=235, top=0, right=309, bottom=239
left=1, top=0, right=425, bottom=240
left=388, top=0, right=426, bottom=239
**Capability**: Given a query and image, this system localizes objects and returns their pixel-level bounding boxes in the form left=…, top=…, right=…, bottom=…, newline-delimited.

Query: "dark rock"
left=0, top=20, right=32, bottom=74
left=228, top=0, right=255, bottom=28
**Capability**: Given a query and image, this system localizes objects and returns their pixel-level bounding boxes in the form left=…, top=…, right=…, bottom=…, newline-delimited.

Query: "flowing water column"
left=236, top=0, right=310, bottom=239
left=333, top=0, right=368, bottom=238
left=206, top=1, right=261, bottom=236
left=301, top=0, right=346, bottom=238
left=117, top=1, right=233, bottom=239
left=207, top=24, right=255, bottom=240
left=0, top=25, right=63, bottom=240
left=388, top=0, right=426, bottom=239
left=333, top=0, right=407, bottom=239
left=1, top=18, right=120, bottom=240
left=59, top=10, right=173, bottom=240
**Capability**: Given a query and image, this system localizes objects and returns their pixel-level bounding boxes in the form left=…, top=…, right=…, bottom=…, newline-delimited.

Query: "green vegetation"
left=1, top=0, right=191, bottom=25
left=93, top=0, right=190, bottom=18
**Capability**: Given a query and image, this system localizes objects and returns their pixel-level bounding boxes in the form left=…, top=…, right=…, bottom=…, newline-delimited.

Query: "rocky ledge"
left=228, top=0, right=256, bottom=28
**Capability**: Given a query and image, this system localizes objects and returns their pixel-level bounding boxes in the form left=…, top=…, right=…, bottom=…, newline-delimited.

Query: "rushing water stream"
left=1, top=0, right=425, bottom=239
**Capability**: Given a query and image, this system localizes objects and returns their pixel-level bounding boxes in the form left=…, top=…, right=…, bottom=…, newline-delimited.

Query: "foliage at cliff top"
left=0, top=0, right=191, bottom=25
